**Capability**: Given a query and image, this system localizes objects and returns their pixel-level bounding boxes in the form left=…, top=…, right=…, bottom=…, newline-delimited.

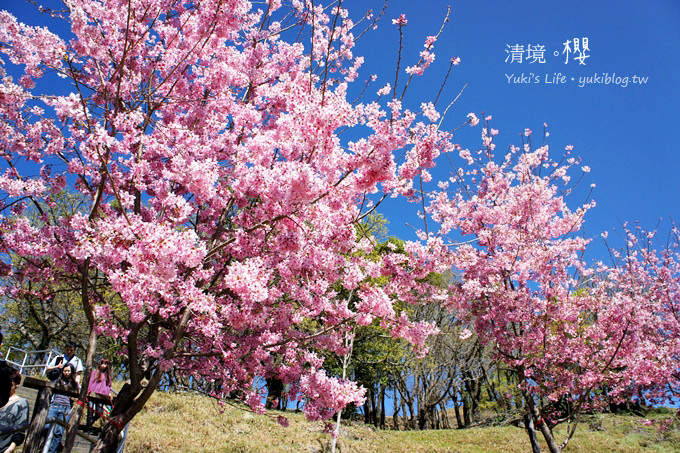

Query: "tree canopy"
left=0, top=2, right=678, bottom=453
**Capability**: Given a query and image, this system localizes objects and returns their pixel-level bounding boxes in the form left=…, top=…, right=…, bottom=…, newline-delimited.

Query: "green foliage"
left=356, top=212, right=389, bottom=243
left=0, top=189, right=123, bottom=368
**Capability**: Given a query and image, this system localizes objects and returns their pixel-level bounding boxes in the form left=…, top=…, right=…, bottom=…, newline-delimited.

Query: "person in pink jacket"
left=86, top=358, right=112, bottom=433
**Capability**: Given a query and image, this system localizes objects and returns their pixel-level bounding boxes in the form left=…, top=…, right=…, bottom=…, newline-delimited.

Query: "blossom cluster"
left=0, top=0, right=455, bottom=427
left=427, top=127, right=680, bottom=423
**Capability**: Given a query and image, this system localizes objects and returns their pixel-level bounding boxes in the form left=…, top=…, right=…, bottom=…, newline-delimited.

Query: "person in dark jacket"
left=0, top=368, right=29, bottom=453
left=0, top=330, right=13, bottom=408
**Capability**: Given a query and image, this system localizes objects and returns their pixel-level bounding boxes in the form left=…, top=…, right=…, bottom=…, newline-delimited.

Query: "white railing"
left=4, top=346, right=61, bottom=376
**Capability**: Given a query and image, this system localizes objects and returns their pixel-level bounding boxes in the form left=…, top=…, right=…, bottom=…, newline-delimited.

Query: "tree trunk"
left=523, top=388, right=562, bottom=453
left=433, top=406, right=440, bottom=429
left=463, top=398, right=470, bottom=427
left=90, top=363, right=164, bottom=453
left=265, top=377, right=284, bottom=410
left=418, top=405, right=436, bottom=430
left=363, top=389, right=371, bottom=425
left=23, top=386, right=52, bottom=452
left=404, top=398, right=414, bottom=430
left=331, top=332, right=353, bottom=453
left=392, top=389, right=400, bottom=430
left=454, top=403, right=463, bottom=428
left=63, top=318, right=98, bottom=452
left=451, top=391, right=463, bottom=428
left=417, top=405, right=426, bottom=430
left=370, top=388, right=377, bottom=426
left=439, top=402, right=450, bottom=429
left=379, top=384, right=386, bottom=429
left=524, top=412, right=542, bottom=453
left=91, top=421, right=124, bottom=453
left=472, top=379, right=482, bottom=419
left=464, top=374, right=481, bottom=422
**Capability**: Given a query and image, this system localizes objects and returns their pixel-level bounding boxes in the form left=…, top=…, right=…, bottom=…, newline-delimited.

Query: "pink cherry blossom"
left=428, top=130, right=680, bottom=452
left=467, top=112, right=479, bottom=126
left=458, top=328, right=473, bottom=340
left=392, top=14, right=408, bottom=26
left=0, top=2, right=453, bottom=449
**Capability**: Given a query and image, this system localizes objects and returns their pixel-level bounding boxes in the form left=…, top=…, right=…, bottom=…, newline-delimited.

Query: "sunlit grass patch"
left=124, top=391, right=680, bottom=453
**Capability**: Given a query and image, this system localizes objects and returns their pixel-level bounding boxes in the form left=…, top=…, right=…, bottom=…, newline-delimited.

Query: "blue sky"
left=3, top=0, right=679, bottom=262
left=341, top=0, right=680, bottom=259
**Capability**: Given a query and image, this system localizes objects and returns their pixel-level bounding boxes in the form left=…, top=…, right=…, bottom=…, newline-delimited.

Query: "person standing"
left=45, top=364, right=79, bottom=453
left=45, top=341, right=84, bottom=385
left=86, top=358, right=113, bottom=433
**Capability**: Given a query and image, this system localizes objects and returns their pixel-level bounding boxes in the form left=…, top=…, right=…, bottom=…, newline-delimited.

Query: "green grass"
left=124, top=391, right=680, bottom=453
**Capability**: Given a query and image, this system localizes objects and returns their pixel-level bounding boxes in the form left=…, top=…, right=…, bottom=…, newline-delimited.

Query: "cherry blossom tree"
left=4, top=2, right=675, bottom=452
left=428, top=124, right=680, bottom=452
left=0, top=1, right=452, bottom=450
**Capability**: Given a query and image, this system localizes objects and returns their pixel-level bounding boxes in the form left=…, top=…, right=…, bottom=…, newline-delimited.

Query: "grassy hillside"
left=124, top=391, right=680, bottom=453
